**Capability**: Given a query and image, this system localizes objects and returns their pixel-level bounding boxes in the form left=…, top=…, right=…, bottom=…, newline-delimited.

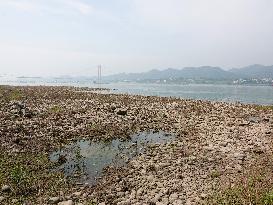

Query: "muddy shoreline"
left=0, top=85, right=272, bottom=205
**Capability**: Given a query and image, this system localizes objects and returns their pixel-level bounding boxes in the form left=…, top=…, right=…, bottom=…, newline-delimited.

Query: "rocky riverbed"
left=0, top=85, right=272, bottom=205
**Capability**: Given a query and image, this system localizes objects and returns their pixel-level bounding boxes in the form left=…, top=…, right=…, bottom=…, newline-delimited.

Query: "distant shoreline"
left=1, top=82, right=272, bottom=105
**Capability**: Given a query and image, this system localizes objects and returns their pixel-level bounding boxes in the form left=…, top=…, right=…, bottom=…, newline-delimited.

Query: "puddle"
left=49, top=131, right=175, bottom=185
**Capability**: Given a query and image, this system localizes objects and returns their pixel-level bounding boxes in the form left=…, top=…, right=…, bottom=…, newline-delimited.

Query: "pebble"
left=72, top=192, right=82, bottom=197
left=200, top=193, right=207, bottom=199
left=49, top=197, right=60, bottom=204
left=234, top=152, right=246, bottom=160
left=1, top=185, right=11, bottom=192
left=0, top=196, right=5, bottom=202
left=58, top=200, right=73, bottom=205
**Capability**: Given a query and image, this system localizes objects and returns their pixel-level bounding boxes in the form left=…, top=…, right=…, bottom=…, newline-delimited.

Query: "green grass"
left=255, top=105, right=273, bottom=111
left=49, top=105, right=63, bottom=114
left=207, top=155, right=273, bottom=205
left=263, top=191, right=273, bottom=205
left=0, top=151, right=70, bottom=204
left=210, top=170, right=221, bottom=179
left=9, top=90, right=23, bottom=101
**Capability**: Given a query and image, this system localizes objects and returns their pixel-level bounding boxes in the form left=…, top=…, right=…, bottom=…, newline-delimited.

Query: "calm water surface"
left=1, top=78, right=272, bottom=105
left=50, top=131, right=175, bottom=185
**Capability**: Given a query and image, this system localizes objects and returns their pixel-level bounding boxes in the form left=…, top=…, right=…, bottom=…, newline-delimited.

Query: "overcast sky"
left=0, top=0, right=273, bottom=76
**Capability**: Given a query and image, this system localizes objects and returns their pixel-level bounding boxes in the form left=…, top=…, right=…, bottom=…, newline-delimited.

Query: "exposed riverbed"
left=0, top=85, right=272, bottom=205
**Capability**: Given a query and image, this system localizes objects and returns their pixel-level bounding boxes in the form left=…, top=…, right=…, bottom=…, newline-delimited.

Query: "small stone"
left=204, top=146, right=214, bottom=151
left=253, top=147, right=264, bottom=154
left=173, top=199, right=183, bottom=205
left=58, top=200, right=73, bottom=205
left=234, top=152, right=246, bottom=160
left=263, top=118, right=270, bottom=122
left=161, top=197, right=169, bottom=204
left=200, top=193, right=207, bottom=199
left=0, top=196, right=5, bottom=202
left=12, top=199, right=18, bottom=203
left=1, top=185, right=11, bottom=192
left=220, top=141, right=228, bottom=147
left=147, top=175, right=154, bottom=182
left=239, top=122, right=249, bottom=126
left=169, top=193, right=178, bottom=203
left=236, top=165, right=243, bottom=173
left=98, top=203, right=106, bottom=205
left=49, top=197, right=60, bottom=204
left=207, top=157, right=215, bottom=162
left=116, top=109, right=127, bottom=116
left=72, top=191, right=81, bottom=197
left=249, top=117, right=260, bottom=123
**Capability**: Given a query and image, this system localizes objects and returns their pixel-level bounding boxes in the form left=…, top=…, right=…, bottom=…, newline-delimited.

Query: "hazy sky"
left=0, top=0, right=273, bottom=76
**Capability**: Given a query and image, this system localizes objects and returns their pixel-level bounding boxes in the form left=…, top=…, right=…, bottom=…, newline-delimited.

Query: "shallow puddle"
left=50, top=131, right=175, bottom=185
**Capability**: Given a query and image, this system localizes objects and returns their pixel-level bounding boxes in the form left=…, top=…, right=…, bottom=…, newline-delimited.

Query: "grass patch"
left=0, top=87, right=24, bottom=102
left=49, top=105, right=63, bottom=114
left=9, top=89, right=23, bottom=101
left=210, top=170, right=221, bottom=179
left=255, top=105, right=273, bottom=111
left=0, top=151, right=70, bottom=204
left=263, top=191, right=273, bottom=205
left=207, top=155, right=273, bottom=205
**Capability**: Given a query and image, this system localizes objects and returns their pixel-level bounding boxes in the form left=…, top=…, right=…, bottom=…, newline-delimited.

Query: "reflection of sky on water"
left=50, top=131, right=175, bottom=185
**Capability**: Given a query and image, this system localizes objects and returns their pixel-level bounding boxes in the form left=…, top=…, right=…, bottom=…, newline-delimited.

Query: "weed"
left=207, top=154, right=273, bottom=205
left=49, top=105, right=63, bottom=114
left=255, top=105, right=273, bottom=111
left=0, top=150, right=70, bottom=203
left=210, top=170, right=221, bottom=178
left=263, top=191, right=273, bottom=205
left=9, top=89, right=23, bottom=101
left=11, top=165, right=28, bottom=185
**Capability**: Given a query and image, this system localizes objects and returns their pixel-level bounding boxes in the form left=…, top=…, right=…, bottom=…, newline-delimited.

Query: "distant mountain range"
left=229, top=64, right=273, bottom=78
left=2, top=64, right=272, bottom=85
left=102, top=64, right=273, bottom=82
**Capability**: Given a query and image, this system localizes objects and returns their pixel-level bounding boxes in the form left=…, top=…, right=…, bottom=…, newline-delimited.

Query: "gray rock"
left=169, top=193, right=178, bottom=203
left=72, top=191, right=81, bottom=197
left=234, top=152, right=246, bottom=160
left=249, top=117, right=260, bottom=123
left=1, top=185, right=11, bottom=192
left=173, top=199, right=183, bottom=205
left=220, top=141, right=228, bottom=147
left=0, top=196, right=5, bottom=202
left=200, top=193, right=207, bottom=199
left=49, top=197, right=60, bottom=204
left=58, top=200, right=73, bottom=205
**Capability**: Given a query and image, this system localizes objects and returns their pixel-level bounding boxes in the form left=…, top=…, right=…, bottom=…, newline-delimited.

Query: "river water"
left=1, top=77, right=273, bottom=105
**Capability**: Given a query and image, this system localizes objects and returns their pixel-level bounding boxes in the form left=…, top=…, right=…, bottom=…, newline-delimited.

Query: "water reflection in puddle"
left=50, top=131, right=175, bottom=185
